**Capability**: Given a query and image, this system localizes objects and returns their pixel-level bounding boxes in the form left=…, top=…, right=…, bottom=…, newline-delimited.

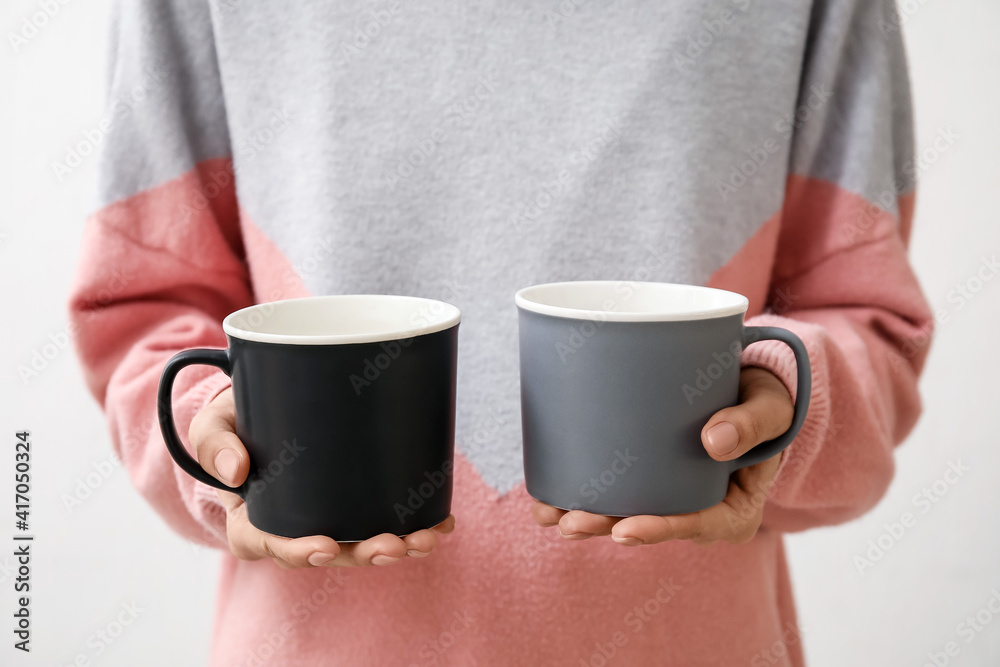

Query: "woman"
left=70, top=0, right=931, bottom=664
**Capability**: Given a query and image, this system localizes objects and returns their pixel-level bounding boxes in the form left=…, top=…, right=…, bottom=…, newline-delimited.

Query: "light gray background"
left=1, top=1, right=997, bottom=665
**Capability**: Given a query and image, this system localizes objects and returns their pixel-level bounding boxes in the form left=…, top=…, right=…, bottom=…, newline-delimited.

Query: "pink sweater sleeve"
left=744, top=182, right=932, bottom=533
left=70, top=166, right=252, bottom=548
left=69, top=0, right=251, bottom=548
left=70, top=166, right=251, bottom=546
left=737, top=2, right=933, bottom=532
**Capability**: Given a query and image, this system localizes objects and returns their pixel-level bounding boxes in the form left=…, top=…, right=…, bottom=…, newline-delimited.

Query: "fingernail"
left=613, top=536, right=644, bottom=546
left=706, top=422, right=740, bottom=456
left=308, top=552, right=335, bottom=567
left=560, top=531, right=593, bottom=540
left=406, top=549, right=429, bottom=558
left=371, top=554, right=400, bottom=566
left=214, top=449, right=241, bottom=486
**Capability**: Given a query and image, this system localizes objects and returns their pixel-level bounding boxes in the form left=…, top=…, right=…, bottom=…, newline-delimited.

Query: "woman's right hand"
left=188, top=387, right=455, bottom=569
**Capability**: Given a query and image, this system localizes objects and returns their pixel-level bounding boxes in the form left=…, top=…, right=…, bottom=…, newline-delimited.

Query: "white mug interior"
left=223, top=295, right=461, bottom=345
left=514, top=281, right=749, bottom=322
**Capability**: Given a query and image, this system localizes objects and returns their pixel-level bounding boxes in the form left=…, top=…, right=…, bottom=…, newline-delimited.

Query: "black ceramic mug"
left=516, top=281, right=811, bottom=517
left=158, top=295, right=460, bottom=542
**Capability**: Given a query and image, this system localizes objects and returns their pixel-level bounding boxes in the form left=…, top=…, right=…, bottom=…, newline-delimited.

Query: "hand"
left=189, top=388, right=455, bottom=568
left=532, top=367, right=794, bottom=546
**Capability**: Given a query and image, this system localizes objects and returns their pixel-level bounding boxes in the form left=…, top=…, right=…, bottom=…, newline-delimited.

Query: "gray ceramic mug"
left=515, top=281, right=811, bottom=517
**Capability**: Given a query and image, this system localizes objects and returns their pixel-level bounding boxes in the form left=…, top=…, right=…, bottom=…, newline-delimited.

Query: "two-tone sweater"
left=70, top=0, right=933, bottom=664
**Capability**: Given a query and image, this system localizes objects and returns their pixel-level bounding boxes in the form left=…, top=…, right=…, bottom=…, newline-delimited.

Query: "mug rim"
left=223, top=295, right=461, bottom=345
left=514, top=281, right=749, bottom=322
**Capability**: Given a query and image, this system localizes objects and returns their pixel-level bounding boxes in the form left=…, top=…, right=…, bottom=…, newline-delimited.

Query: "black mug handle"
left=729, top=326, right=812, bottom=470
left=157, top=348, right=237, bottom=493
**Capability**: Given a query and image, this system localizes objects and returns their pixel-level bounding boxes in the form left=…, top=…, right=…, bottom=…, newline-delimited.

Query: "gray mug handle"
left=729, top=325, right=812, bottom=470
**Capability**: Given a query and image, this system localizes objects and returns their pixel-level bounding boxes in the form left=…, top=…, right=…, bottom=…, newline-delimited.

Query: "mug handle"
left=729, top=326, right=812, bottom=470
left=157, top=348, right=238, bottom=493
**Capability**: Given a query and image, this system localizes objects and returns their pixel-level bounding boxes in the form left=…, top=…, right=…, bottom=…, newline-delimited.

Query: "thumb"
left=190, top=387, right=250, bottom=488
left=700, top=367, right=794, bottom=462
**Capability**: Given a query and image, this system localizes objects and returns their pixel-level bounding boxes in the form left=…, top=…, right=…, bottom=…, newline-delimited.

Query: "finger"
left=531, top=501, right=568, bottom=527
left=258, top=532, right=344, bottom=568
left=329, top=533, right=409, bottom=567
left=223, top=499, right=342, bottom=565
left=215, top=488, right=245, bottom=513
left=403, top=528, right=439, bottom=557
left=190, top=389, right=250, bottom=488
left=431, top=514, right=456, bottom=535
left=612, top=505, right=742, bottom=546
left=701, top=367, right=794, bottom=462
left=558, top=510, right=620, bottom=539
left=364, top=515, right=456, bottom=560
left=403, top=514, right=456, bottom=556
left=611, top=513, right=709, bottom=546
